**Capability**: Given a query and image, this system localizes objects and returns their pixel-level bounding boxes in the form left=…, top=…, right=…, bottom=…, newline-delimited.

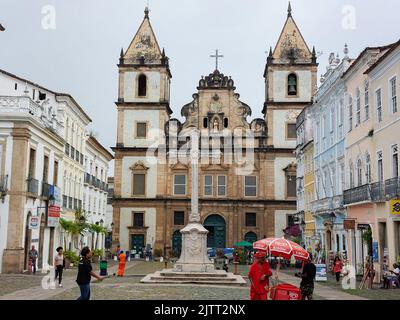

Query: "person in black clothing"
left=299, top=256, right=316, bottom=300
left=76, top=247, right=104, bottom=300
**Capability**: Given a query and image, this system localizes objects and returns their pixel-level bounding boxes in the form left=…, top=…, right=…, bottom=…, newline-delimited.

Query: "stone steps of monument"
left=159, top=272, right=230, bottom=278
left=143, top=278, right=246, bottom=286
left=150, top=276, right=238, bottom=282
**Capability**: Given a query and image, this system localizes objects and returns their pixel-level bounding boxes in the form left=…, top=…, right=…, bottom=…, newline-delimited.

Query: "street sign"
left=29, top=216, right=39, bottom=230
left=390, top=200, right=400, bottom=215
left=47, top=205, right=60, bottom=227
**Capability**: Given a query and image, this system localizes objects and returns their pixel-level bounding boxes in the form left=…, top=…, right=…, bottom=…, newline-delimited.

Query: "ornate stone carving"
left=129, top=161, right=149, bottom=171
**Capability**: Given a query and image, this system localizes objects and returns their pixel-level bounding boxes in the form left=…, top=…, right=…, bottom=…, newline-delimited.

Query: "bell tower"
left=263, top=2, right=318, bottom=148
left=116, top=7, right=172, bottom=149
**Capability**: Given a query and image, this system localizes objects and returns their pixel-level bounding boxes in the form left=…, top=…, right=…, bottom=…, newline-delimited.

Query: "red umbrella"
left=253, top=237, right=309, bottom=261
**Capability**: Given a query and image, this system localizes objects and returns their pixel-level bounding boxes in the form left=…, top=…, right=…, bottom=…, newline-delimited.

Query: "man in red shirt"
left=248, top=251, right=273, bottom=300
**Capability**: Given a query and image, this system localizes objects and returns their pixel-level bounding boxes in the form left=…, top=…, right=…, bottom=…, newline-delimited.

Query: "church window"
left=174, top=211, right=185, bottom=225
left=14, top=83, right=17, bottom=90
left=223, top=118, right=229, bottom=128
left=138, top=74, right=147, bottom=97
left=132, top=212, right=144, bottom=227
left=286, top=123, right=297, bottom=139
left=136, top=122, right=147, bottom=138
left=245, top=213, right=257, bottom=227
left=132, top=173, right=146, bottom=196
left=288, top=73, right=297, bottom=96
left=203, top=118, right=208, bottom=129
left=204, top=175, right=213, bottom=196
left=356, top=88, right=361, bottom=126
left=286, top=174, right=296, bottom=198
left=174, top=174, right=186, bottom=195
left=244, top=176, right=257, bottom=197
left=217, top=176, right=226, bottom=196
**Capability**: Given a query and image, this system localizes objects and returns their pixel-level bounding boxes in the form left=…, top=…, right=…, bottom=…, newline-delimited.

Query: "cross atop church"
left=210, top=49, right=224, bottom=70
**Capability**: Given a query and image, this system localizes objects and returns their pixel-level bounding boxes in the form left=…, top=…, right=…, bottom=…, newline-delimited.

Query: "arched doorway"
left=24, top=212, right=33, bottom=270
left=172, top=230, right=182, bottom=257
left=244, top=232, right=257, bottom=244
left=204, top=215, right=226, bottom=249
left=38, top=213, right=46, bottom=269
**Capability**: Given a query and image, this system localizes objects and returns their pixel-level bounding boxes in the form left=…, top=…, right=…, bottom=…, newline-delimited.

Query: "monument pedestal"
left=173, top=223, right=214, bottom=272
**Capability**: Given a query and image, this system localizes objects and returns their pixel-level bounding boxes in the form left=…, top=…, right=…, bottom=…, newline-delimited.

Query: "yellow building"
left=366, top=40, right=400, bottom=272
left=304, top=141, right=316, bottom=252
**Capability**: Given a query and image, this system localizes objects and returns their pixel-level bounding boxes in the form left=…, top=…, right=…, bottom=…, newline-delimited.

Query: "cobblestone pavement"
left=0, top=261, right=378, bottom=300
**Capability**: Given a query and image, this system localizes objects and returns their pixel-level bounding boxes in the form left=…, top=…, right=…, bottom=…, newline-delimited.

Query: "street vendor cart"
left=253, top=237, right=309, bottom=301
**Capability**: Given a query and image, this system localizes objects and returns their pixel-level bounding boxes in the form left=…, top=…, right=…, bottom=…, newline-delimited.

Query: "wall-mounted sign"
left=343, top=219, right=356, bottom=230
left=390, top=200, right=400, bottom=215
left=29, top=216, right=39, bottom=230
left=372, top=242, right=379, bottom=263
left=47, top=205, right=60, bottom=227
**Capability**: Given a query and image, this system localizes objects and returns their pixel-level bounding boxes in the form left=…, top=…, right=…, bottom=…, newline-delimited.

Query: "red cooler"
left=270, top=284, right=302, bottom=300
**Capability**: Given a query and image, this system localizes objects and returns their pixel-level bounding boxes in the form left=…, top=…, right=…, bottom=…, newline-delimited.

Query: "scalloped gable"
left=124, top=10, right=162, bottom=61
left=272, top=13, right=312, bottom=62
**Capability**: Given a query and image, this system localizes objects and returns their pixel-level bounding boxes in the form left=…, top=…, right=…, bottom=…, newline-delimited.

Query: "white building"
left=0, top=68, right=113, bottom=273
left=82, top=136, right=113, bottom=250
left=0, top=69, right=64, bottom=273
left=310, top=48, right=353, bottom=263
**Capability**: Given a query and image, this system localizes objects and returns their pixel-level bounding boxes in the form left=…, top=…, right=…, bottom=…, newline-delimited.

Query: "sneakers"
left=59, top=283, right=63, bottom=287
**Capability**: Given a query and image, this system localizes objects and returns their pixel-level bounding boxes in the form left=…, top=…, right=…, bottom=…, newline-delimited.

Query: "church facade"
left=112, top=5, right=317, bottom=256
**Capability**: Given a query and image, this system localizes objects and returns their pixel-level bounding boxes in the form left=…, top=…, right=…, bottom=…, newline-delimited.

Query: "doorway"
left=204, top=215, right=226, bottom=249
left=172, top=230, right=182, bottom=257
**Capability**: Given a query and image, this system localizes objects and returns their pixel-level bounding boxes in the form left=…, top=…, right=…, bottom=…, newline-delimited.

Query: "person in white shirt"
left=54, top=247, right=64, bottom=287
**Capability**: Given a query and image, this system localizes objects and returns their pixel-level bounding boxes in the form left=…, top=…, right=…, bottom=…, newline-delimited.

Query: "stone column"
left=2, top=125, right=31, bottom=273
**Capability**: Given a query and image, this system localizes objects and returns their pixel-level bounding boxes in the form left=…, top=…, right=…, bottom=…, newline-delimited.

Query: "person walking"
left=76, top=247, right=104, bottom=300
left=248, top=251, right=273, bottom=300
left=117, top=250, right=126, bottom=277
left=54, top=247, right=64, bottom=287
left=299, top=256, right=316, bottom=300
left=28, top=245, right=38, bottom=274
left=333, top=255, right=343, bottom=283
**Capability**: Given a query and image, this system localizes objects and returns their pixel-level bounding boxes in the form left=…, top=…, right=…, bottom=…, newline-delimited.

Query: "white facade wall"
left=123, top=71, right=161, bottom=103
left=274, top=157, right=296, bottom=200
left=275, top=209, right=297, bottom=238
left=273, top=110, right=298, bottom=149
left=121, top=156, right=158, bottom=198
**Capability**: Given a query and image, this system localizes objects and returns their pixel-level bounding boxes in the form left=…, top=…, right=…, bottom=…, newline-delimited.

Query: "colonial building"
left=342, top=44, right=392, bottom=276
left=296, top=106, right=316, bottom=253
left=0, top=69, right=112, bottom=273
left=367, top=40, right=400, bottom=278
left=309, top=48, right=353, bottom=265
left=82, top=136, right=114, bottom=250
left=112, top=5, right=317, bottom=256
left=0, top=69, right=64, bottom=273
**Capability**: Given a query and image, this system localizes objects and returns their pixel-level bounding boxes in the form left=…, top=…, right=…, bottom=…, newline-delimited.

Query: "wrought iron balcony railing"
left=27, top=177, right=39, bottom=196
left=385, top=177, right=400, bottom=200
left=41, top=182, right=53, bottom=198
left=371, top=182, right=385, bottom=202
left=343, top=184, right=371, bottom=205
left=84, top=173, right=91, bottom=184
left=0, top=175, right=8, bottom=193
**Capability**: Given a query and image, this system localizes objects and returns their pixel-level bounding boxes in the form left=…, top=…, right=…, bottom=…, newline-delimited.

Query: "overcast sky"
left=1, top=0, right=399, bottom=175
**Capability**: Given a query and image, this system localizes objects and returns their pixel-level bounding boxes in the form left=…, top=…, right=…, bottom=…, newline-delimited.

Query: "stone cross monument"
left=173, top=130, right=215, bottom=272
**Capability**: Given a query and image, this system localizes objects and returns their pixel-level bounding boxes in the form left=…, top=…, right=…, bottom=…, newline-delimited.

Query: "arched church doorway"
left=24, top=212, right=33, bottom=270
left=172, top=230, right=182, bottom=257
left=204, top=214, right=226, bottom=249
left=244, top=231, right=257, bottom=244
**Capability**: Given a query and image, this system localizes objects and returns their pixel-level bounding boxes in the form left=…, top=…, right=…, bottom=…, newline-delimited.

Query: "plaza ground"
left=0, top=260, right=399, bottom=300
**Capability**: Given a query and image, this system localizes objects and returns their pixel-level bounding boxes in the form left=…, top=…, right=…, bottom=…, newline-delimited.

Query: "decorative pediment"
left=200, top=163, right=230, bottom=171
left=283, top=162, right=297, bottom=173
left=129, top=161, right=149, bottom=171
left=169, top=162, right=189, bottom=171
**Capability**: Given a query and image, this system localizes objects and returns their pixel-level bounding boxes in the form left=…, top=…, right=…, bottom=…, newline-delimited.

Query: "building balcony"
left=311, top=195, right=343, bottom=214
left=0, top=174, right=8, bottom=193
left=371, top=182, right=385, bottom=202
left=41, top=182, right=53, bottom=199
left=84, top=173, right=91, bottom=185
left=384, top=177, right=400, bottom=200
left=26, top=177, right=39, bottom=196
left=343, top=184, right=371, bottom=205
